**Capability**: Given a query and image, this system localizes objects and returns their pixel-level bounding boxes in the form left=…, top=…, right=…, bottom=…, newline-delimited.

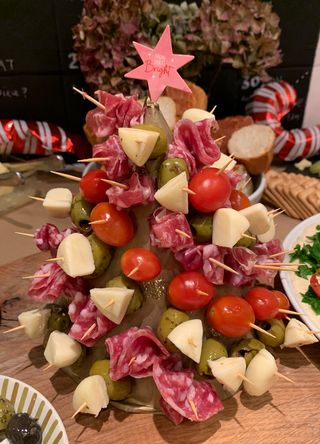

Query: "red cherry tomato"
left=80, top=169, right=109, bottom=204
left=189, top=168, right=231, bottom=213
left=168, top=271, right=215, bottom=311
left=245, top=287, right=279, bottom=321
left=90, top=202, right=134, bottom=246
left=310, top=270, right=320, bottom=298
left=273, top=290, right=290, bottom=319
left=121, top=248, right=161, bottom=282
left=229, top=189, right=251, bottom=211
left=207, top=295, right=255, bottom=337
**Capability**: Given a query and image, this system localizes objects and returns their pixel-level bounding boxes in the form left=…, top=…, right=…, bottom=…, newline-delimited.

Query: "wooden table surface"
left=1, top=253, right=320, bottom=444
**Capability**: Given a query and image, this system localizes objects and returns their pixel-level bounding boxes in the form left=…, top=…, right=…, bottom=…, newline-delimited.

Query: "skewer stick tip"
left=71, top=402, right=87, bottom=419
left=249, top=323, right=276, bottom=339
left=3, top=325, right=25, bottom=334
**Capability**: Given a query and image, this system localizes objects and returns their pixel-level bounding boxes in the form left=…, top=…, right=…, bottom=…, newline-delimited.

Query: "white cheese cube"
left=182, top=108, right=215, bottom=123
left=119, top=127, right=159, bottom=167
left=90, top=287, right=134, bottom=324
left=283, top=318, right=318, bottom=348
left=43, top=187, right=73, bottom=218
left=244, top=349, right=277, bottom=396
left=210, top=153, right=236, bottom=171
left=73, top=375, right=109, bottom=417
left=154, top=171, right=189, bottom=214
left=44, top=331, right=82, bottom=368
left=240, top=203, right=270, bottom=235
left=257, top=217, right=275, bottom=242
left=208, top=357, right=246, bottom=394
left=167, top=319, right=203, bottom=363
left=18, top=308, right=50, bottom=339
left=212, top=208, right=250, bottom=248
left=57, top=233, right=95, bottom=278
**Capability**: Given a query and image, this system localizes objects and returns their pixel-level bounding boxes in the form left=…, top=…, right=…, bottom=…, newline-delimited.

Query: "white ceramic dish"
left=280, top=213, right=320, bottom=339
left=0, top=375, right=69, bottom=444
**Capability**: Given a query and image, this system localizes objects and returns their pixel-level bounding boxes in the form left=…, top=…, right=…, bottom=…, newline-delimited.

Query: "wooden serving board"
left=1, top=253, right=320, bottom=444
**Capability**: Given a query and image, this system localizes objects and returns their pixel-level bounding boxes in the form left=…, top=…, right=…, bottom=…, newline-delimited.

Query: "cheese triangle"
left=212, top=208, right=250, bottom=248
left=167, top=319, right=203, bottom=363
left=57, top=233, right=95, bottom=278
left=90, top=287, right=134, bottom=324
left=154, top=171, right=189, bottom=213
left=283, top=318, right=318, bottom=348
left=208, top=357, right=246, bottom=394
left=118, top=127, right=159, bottom=167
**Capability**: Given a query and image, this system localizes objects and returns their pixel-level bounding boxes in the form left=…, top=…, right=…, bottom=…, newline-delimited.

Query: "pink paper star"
left=125, top=25, right=194, bottom=102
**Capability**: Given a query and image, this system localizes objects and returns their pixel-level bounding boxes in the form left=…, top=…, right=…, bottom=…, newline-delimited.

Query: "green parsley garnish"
left=289, top=224, right=320, bottom=278
left=301, top=286, right=320, bottom=315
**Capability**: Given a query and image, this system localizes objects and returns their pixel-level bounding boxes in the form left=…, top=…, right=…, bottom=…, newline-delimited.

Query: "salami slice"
left=174, top=245, right=204, bottom=271
left=153, top=355, right=223, bottom=422
left=106, top=173, right=155, bottom=208
left=106, top=327, right=169, bottom=381
left=159, top=398, right=184, bottom=425
left=34, top=224, right=76, bottom=256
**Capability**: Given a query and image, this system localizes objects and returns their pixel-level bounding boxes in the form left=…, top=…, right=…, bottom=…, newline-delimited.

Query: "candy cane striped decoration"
left=246, top=80, right=320, bottom=161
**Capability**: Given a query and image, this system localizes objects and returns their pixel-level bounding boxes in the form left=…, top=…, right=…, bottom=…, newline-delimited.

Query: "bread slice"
left=228, top=124, right=275, bottom=175
left=164, top=80, right=208, bottom=119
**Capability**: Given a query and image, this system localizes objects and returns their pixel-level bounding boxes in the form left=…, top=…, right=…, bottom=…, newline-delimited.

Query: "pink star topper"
left=125, top=25, right=194, bottom=102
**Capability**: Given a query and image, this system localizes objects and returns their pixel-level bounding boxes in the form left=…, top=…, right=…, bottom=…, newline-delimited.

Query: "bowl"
left=248, top=174, right=266, bottom=204
left=0, top=375, right=69, bottom=443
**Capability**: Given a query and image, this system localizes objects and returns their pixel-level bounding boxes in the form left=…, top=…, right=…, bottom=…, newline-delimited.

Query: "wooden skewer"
left=285, top=316, right=291, bottom=321
left=238, top=374, right=255, bottom=385
left=127, top=266, right=139, bottom=278
left=3, top=325, right=24, bottom=334
left=242, top=233, right=256, bottom=241
left=175, top=229, right=191, bottom=239
left=81, top=323, right=96, bottom=341
left=104, top=300, right=115, bottom=309
left=210, top=105, right=217, bottom=114
left=278, top=309, right=304, bottom=315
left=71, top=402, right=88, bottom=419
left=275, top=371, right=295, bottom=384
left=249, top=323, right=276, bottom=339
left=28, top=195, right=44, bottom=202
left=262, top=262, right=300, bottom=266
left=46, top=257, right=64, bottom=263
left=77, top=157, right=111, bottom=163
left=100, top=178, right=129, bottom=190
left=216, top=157, right=235, bottom=175
left=241, top=177, right=252, bottom=191
left=22, top=273, right=51, bottom=280
left=181, top=187, right=196, bottom=195
left=270, top=209, right=285, bottom=218
left=73, top=87, right=105, bottom=110
left=128, top=357, right=136, bottom=366
left=296, top=346, right=313, bottom=364
left=304, top=330, right=320, bottom=335
left=208, top=257, right=240, bottom=275
left=214, top=135, right=226, bottom=143
left=188, top=398, right=198, bottom=420
left=50, top=171, right=81, bottom=182
left=269, top=249, right=295, bottom=258
left=268, top=208, right=282, bottom=215
left=89, top=219, right=106, bottom=225
left=43, top=364, right=54, bottom=371
left=15, top=231, right=34, bottom=238
left=196, top=289, right=209, bottom=297
left=253, top=265, right=298, bottom=271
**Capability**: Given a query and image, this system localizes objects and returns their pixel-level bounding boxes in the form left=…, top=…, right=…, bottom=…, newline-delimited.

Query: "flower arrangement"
left=73, top=0, right=282, bottom=95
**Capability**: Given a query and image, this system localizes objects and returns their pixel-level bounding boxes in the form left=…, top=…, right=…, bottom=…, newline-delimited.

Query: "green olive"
left=196, top=339, right=228, bottom=376
left=230, top=338, right=265, bottom=366
left=157, top=158, right=189, bottom=189
left=157, top=308, right=190, bottom=353
left=43, top=304, right=71, bottom=347
left=0, top=398, right=15, bottom=431
left=236, top=231, right=256, bottom=248
left=190, top=214, right=213, bottom=243
left=70, top=193, right=94, bottom=234
left=134, top=123, right=167, bottom=158
left=90, top=359, right=132, bottom=400
left=85, top=233, right=112, bottom=279
left=107, top=275, right=143, bottom=314
left=257, top=318, right=285, bottom=347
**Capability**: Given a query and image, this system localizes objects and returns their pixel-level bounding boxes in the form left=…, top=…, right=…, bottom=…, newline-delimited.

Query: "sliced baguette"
left=228, top=124, right=275, bottom=175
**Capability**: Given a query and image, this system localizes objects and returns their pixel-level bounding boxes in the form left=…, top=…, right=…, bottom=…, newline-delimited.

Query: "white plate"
left=0, top=375, right=69, bottom=443
left=280, top=213, right=320, bottom=339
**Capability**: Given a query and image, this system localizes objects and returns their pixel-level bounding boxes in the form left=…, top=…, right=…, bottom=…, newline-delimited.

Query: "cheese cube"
left=57, top=233, right=95, bottom=278
left=283, top=318, right=318, bottom=348
left=119, top=127, right=159, bottom=166
left=43, top=187, right=73, bottom=218
left=90, top=287, right=134, bottom=324
left=240, top=203, right=270, bottom=235
left=167, top=319, right=203, bottom=363
left=44, top=331, right=82, bottom=368
left=73, top=375, right=109, bottom=417
left=210, top=153, right=236, bottom=171
left=18, top=308, right=50, bottom=339
left=244, top=349, right=277, bottom=396
left=154, top=171, right=189, bottom=214
left=257, top=218, right=275, bottom=242
left=182, top=108, right=215, bottom=123
left=212, top=208, right=250, bottom=248
left=208, top=357, right=246, bottom=394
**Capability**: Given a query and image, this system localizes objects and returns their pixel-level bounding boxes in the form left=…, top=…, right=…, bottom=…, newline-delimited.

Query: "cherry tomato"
left=90, top=202, right=134, bottom=246
left=245, top=287, right=279, bottom=321
left=310, top=270, right=320, bottom=298
left=229, top=189, right=251, bottom=210
left=168, top=271, right=215, bottom=311
left=121, top=248, right=161, bottom=281
left=207, top=295, right=255, bottom=337
left=273, top=290, right=290, bottom=319
left=80, top=169, right=109, bottom=204
left=189, top=168, right=231, bottom=213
